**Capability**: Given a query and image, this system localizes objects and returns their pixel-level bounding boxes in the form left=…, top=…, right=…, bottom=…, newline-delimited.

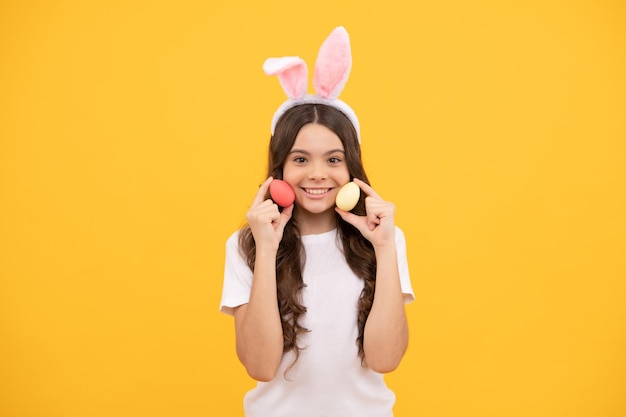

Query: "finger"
left=280, top=203, right=294, bottom=223
left=247, top=199, right=278, bottom=218
left=353, top=178, right=382, bottom=200
left=275, top=204, right=294, bottom=233
left=366, top=210, right=380, bottom=231
left=251, top=177, right=274, bottom=207
left=270, top=209, right=282, bottom=225
left=247, top=198, right=276, bottom=215
left=366, top=199, right=392, bottom=229
left=366, top=199, right=396, bottom=221
left=365, top=198, right=388, bottom=215
left=247, top=205, right=278, bottom=227
left=253, top=204, right=280, bottom=226
left=335, top=208, right=368, bottom=235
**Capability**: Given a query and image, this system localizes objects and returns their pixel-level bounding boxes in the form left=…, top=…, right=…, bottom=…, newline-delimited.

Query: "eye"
left=328, top=157, right=342, bottom=164
left=293, top=156, right=307, bottom=163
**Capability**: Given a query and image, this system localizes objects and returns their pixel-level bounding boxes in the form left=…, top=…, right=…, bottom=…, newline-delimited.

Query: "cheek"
left=339, top=166, right=351, bottom=182
left=281, top=165, right=298, bottom=183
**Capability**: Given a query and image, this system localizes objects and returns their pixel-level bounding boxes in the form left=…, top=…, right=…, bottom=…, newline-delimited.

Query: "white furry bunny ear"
left=263, top=56, right=308, bottom=100
left=313, top=26, right=352, bottom=99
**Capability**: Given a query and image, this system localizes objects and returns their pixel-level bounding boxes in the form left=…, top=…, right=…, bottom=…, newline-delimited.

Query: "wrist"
left=373, top=241, right=397, bottom=257
left=256, top=246, right=279, bottom=258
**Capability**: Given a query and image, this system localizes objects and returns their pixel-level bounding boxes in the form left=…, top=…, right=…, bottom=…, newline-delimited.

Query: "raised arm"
left=233, top=177, right=293, bottom=381
left=336, top=178, right=409, bottom=373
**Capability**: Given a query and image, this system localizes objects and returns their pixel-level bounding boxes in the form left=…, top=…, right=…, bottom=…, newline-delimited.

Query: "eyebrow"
left=288, top=149, right=345, bottom=156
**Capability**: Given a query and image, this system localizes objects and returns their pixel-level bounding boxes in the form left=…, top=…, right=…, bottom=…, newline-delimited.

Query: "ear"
left=313, top=26, right=352, bottom=99
left=263, top=56, right=308, bottom=100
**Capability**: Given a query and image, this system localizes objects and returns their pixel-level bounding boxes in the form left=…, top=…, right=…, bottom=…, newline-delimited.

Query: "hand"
left=246, top=177, right=294, bottom=252
left=335, top=178, right=396, bottom=248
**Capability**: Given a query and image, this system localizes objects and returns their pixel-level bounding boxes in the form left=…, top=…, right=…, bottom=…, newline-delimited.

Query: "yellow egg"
left=335, top=181, right=360, bottom=211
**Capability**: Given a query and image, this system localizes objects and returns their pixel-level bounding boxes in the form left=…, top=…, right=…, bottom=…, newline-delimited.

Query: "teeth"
left=305, top=188, right=330, bottom=195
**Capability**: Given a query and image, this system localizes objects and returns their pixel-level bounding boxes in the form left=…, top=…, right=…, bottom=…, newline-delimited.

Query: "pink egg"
left=269, top=179, right=295, bottom=207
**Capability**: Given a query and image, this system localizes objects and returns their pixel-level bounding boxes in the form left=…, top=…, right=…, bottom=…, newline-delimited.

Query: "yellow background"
left=1, top=1, right=625, bottom=416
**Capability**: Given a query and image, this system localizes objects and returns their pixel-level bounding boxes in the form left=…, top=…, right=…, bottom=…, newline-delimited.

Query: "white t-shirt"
left=220, top=226, right=414, bottom=417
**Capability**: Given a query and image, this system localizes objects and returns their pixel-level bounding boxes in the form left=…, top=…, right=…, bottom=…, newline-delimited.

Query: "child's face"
left=282, top=123, right=351, bottom=218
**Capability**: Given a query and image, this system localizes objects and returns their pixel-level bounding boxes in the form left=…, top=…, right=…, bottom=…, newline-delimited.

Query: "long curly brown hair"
left=238, top=104, right=376, bottom=368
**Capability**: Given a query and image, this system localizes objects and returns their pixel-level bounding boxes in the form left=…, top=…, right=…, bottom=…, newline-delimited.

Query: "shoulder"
left=394, top=225, right=407, bottom=244
left=224, top=229, right=251, bottom=271
left=226, top=229, right=241, bottom=246
left=225, top=229, right=245, bottom=258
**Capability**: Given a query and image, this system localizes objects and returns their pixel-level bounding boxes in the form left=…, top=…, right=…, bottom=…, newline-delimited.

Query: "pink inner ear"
left=313, top=26, right=352, bottom=99
left=278, top=64, right=307, bottom=99
left=263, top=57, right=308, bottom=99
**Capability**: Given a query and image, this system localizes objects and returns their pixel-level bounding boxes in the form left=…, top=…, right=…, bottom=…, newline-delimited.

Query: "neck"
left=294, top=208, right=337, bottom=235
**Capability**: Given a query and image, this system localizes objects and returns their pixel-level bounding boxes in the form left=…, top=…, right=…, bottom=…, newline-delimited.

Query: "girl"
left=220, top=27, right=414, bottom=417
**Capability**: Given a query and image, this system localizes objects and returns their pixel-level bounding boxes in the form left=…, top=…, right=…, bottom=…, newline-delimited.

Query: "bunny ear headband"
left=263, top=26, right=361, bottom=142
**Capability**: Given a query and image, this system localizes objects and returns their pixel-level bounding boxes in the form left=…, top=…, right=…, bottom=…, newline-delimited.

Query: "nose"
left=308, top=161, right=327, bottom=180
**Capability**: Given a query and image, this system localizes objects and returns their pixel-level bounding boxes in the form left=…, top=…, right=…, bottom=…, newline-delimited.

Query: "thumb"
left=275, top=204, right=294, bottom=233
left=335, top=208, right=367, bottom=235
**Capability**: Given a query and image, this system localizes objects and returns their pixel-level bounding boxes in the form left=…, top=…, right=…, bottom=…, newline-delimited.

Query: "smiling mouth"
left=303, top=188, right=332, bottom=195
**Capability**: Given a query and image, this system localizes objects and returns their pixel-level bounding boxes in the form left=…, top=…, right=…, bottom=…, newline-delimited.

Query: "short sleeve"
left=394, top=226, right=415, bottom=304
left=219, top=231, right=253, bottom=315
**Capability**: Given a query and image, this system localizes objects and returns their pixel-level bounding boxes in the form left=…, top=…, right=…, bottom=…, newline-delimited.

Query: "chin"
left=296, top=202, right=335, bottom=215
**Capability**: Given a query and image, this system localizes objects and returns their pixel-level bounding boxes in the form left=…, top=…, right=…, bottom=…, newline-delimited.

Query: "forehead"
left=291, top=123, right=344, bottom=152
